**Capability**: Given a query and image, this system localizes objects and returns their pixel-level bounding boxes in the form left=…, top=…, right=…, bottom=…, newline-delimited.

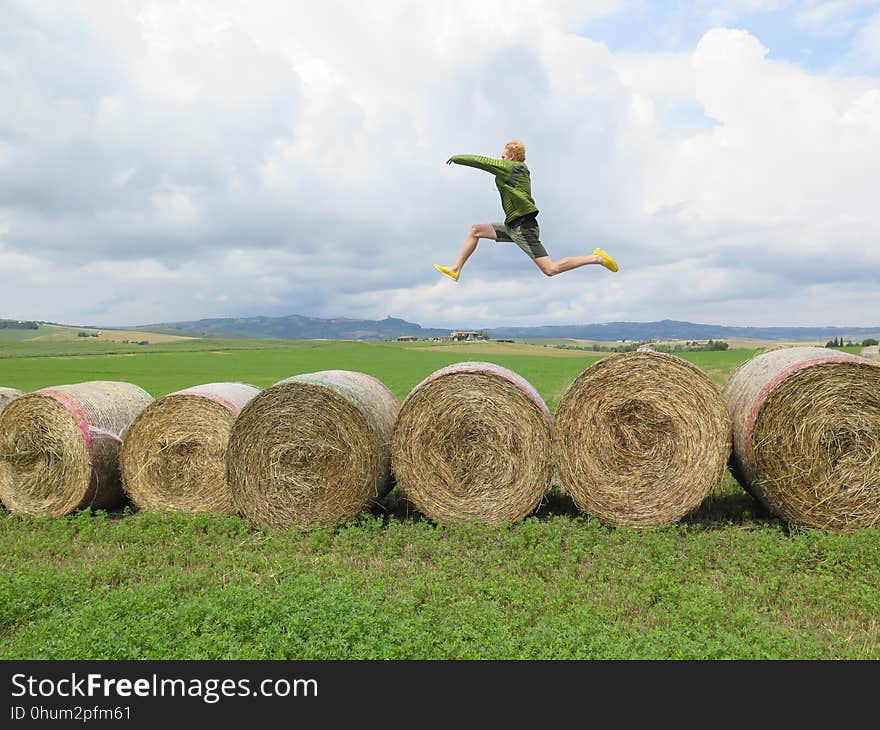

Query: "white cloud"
left=643, top=28, right=880, bottom=253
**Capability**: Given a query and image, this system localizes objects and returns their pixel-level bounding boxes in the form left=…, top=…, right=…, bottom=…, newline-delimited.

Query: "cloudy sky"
left=1, top=0, right=879, bottom=328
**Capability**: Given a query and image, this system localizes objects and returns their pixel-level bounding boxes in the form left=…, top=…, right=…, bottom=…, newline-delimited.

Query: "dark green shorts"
left=492, top=214, right=548, bottom=259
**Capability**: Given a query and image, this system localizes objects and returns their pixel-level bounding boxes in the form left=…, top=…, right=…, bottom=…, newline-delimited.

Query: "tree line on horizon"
left=825, top=337, right=877, bottom=348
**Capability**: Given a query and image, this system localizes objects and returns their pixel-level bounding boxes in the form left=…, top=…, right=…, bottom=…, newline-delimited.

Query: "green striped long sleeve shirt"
left=450, top=154, right=539, bottom=225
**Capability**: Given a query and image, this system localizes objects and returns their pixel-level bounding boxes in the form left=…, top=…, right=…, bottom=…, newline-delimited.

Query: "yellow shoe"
left=593, top=248, right=619, bottom=272
left=433, top=263, right=460, bottom=281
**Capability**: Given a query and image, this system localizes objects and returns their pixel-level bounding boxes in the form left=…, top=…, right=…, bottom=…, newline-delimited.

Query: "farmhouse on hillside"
left=450, top=330, right=488, bottom=342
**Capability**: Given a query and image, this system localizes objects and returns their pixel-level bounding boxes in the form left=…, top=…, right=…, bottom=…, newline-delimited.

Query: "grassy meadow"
left=0, top=335, right=765, bottom=403
left=0, top=336, right=877, bottom=659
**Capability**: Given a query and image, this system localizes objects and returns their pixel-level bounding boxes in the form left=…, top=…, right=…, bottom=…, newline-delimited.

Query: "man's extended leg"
left=434, top=223, right=497, bottom=281
left=533, top=248, right=618, bottom=277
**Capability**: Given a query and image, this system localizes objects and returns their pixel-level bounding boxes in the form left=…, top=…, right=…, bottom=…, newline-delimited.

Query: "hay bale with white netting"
left=121, top=383, right=260, bottom=515
left=860, top=345, right=880, bottom=360
left=0, top=388, right=23, bottom=416
left=0, top=381, right=153, bottom=516
left=391, top=362, right=553, bottom=525
left=725, top=346, right=880, bottom=530
left=554, top=351, right=732, bottom=527
left=227, top=370, right=399, bottom=531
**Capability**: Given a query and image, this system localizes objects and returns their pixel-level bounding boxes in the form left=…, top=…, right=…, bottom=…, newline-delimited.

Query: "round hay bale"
left=391, top=362, right=553, bottom=525
left=0, top=381, right=153, bottom=516
left=0, top=388, right=23, bottom=416
left=860, top=345, right=879, bottom=360
left=227, top=370, right=399, bottom=531
left=554, top=351, right=732, bottom=527
left=121, top=382, right=260, bottom=515
left=725, top=346, right=880, bottom=530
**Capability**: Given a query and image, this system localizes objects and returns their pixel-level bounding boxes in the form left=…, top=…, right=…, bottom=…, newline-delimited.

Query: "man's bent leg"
left=451, top=223, right=497, bottom=274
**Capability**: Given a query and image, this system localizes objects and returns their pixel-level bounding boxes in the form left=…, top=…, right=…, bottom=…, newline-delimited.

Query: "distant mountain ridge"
left=133, top=315, right=451, bottom=340
left=127, top=315, right=880, bottom=342
left=488, top=320, right=880, bottom=341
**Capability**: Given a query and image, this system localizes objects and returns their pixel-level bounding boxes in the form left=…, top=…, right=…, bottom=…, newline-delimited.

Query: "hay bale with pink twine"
left=0, top=381, right=153, bottom=516
left=227, top=370, right=399, bottom=531
left=391, top=362, right=553, bottom=525
left=121, top=383, right=260, bottom=515
left=554, top=351, right=732, bottom=527
left=0, top=388, right=23, bottom=416
left=726, top=346, right=880, bottom=530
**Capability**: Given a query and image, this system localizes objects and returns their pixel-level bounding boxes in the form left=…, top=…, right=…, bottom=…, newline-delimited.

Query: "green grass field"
left=0, top=338, right=877, bottom=659
left=0, top=337, right=762, bottom=405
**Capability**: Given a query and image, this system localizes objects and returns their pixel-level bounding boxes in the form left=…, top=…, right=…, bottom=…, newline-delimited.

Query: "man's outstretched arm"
left=446, top=154, right=512, bottom=175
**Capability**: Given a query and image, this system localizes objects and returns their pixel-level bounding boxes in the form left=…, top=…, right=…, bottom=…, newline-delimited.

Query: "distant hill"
left=487, top=319, right=880, bottom=342
left=0, top=321, right=193, bottom=344
left=134, top=315, right=451, bottom=340
left=128, top=315, right=880, bottom=342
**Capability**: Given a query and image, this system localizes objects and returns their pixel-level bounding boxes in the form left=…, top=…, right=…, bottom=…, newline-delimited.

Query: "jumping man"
left=434, top=140, right=618, bottom=281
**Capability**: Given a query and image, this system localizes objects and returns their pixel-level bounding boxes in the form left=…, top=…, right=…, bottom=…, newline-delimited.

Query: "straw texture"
left=0, top=381, right=153, bottom=516
left=227, top=370, right=399, bottom=530
left=554, top=351, right=732, bottom=526
left=725, top=346, right=880, bottom=530
left=392, top=362, right=553, bottom=525
left=121, top=383, right=259, bottom=514
left=0, top=388, right=23, bottom=416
